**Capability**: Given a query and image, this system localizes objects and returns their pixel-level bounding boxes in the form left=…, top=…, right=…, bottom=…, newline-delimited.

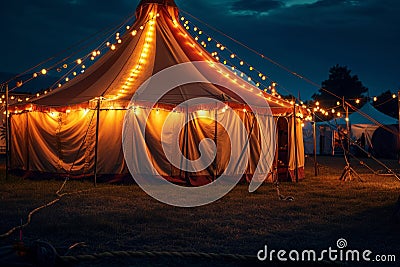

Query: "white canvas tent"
left=303, top=121, right=334, bottom=155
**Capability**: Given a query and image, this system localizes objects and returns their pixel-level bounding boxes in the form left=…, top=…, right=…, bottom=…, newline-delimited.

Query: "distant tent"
left=302, top=121, right=334, bottom=155
left=9, top=0, right=307, bottom=183
left=371, top=126, right=400, bottom=159
left=313, top=102, right=398, bottom=157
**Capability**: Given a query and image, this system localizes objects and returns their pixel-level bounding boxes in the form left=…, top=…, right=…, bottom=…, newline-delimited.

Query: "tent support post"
left=345, top=100, right=350, bottom=153
left=26, top=112, right=30, bottom=172
left=293, top=103, right=299, bottom=183
left=313, top=112, right=318, bottom=176
left=5, top=84, right=9, bottom=180
left=93, top=98, right=101, bottom=187
left=398, top=90, right=400, bottom=164
left=213, top=107, right=218, bottom=181
left=184, top=106, right=189, bottom=184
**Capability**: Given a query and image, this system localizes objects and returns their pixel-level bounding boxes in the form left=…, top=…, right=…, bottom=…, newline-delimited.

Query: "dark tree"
left=312, top=65, right=368, bottom=116
left=373, top=90, right=398, bottom=118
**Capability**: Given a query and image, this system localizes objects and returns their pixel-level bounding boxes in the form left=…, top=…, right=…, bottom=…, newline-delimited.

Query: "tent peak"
left=137, top=0, right=177, bottom=8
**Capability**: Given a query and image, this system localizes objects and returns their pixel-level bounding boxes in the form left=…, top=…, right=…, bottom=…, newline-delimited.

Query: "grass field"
left=0, top=155, right=400, bottom=266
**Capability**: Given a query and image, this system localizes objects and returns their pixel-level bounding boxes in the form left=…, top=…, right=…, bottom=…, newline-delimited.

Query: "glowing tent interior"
left=9, top=0, right=307, bottom=184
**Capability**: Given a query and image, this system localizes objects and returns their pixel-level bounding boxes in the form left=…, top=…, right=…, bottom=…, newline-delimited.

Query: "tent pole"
left=26, top=112, right=30, bottom=171
left=5, top=84, right=9, bottom=180
left=184, top=106, right=189, bottom=184
left=213, top=107, right=218, bottom=181
left=93, top=98, right=101, bottom=187
left=293, top=102, right=299, bottom=183
left=345, top=99, right=350, bottom=153
left=313, top=112, right=318, bottom=176
left=398, top=90, right=400, bottom=164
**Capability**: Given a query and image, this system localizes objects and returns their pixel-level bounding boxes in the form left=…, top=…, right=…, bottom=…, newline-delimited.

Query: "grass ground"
left=0, top=155, right=399, bottom=266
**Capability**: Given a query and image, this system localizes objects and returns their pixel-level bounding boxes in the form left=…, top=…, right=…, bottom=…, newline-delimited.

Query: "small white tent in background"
left=302, top=121, right=334, bottom=155
left=304, top=102, right=399, bottom=157
left=348, top=102, right=398, bottom=149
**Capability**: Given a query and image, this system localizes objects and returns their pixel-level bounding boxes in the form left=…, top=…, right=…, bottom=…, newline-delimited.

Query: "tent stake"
left=93, top=98, right=101, bottom=187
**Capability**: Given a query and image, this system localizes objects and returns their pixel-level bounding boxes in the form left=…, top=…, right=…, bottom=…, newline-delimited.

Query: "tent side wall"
left=10, top=107, right=302, bottom=183
left=11, top=111, right=97, bottom=175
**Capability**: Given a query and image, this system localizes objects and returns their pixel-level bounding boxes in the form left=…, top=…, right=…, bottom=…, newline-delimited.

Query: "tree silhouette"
left=312, top=65, right=368, bottom=115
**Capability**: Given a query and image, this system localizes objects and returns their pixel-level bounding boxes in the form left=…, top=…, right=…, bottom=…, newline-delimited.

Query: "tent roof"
left=138, top=0, right=177, bottom=7
left=322, top=102, right=398, bottom=126
left=348, top=102, right=398, bottom=125
left=21, top=0, right=297, bottom=116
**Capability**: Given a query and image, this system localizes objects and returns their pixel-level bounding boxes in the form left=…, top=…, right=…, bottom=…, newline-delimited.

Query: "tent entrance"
left=277, top=117, right=290, bottom=181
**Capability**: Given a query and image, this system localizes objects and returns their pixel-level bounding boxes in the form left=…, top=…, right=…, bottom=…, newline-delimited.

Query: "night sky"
left=0, top=0, right=399, bottom=100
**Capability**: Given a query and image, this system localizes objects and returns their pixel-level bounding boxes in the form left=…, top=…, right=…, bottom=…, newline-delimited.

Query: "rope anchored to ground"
left=0, top=240, right=258, bottom=267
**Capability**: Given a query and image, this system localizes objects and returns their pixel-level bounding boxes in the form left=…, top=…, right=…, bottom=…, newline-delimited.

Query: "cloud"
left=230, top=0, right=284, bottom=16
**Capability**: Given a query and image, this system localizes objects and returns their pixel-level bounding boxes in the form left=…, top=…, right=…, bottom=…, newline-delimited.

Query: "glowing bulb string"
left=182, top=9, right=400, bottom=133
left=372, top=96, right=397, bottom=108
left=177, top=19, right=304, bottom=115
left=180, top=10, right=351, bottom=103
left=51, top=11, right=160, bottom=99
left=180, top=17, right=305, bottom=103
left=9, top=12, right=141, bottom=98
left=44, top=13, right=141, bottom=93
left=184, top=24, right=272, bottom=88
left=180, top=10, right=307, bottom=79
left=100, top=9, right=159, bottom=100
left=2, top=11, right=137, bottom=92
left=181, top=16, right=400, bottom=136
left=214, top=55, right=285, bottom=104
left=3, top=11, right=138, bottom=97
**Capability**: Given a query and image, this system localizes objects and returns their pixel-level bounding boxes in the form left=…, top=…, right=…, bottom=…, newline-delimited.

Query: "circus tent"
left=9, top=0, right=307, bottom=184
